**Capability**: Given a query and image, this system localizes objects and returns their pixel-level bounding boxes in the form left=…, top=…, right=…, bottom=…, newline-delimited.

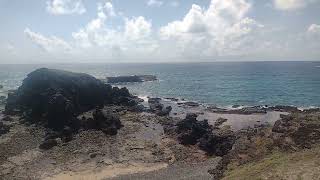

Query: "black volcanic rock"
left=91, top=108, right=123, bottom=135
left=269, top=105, right=299, bottom=112
left=175, top=113, right=235, bottom=156
left=148, top=98, right=171, bottom=116
left=0, top=122, right=10, bottom=136
left=4, top=68, right=134, bottom=130
left=176, top=113, right=212, bottom=145
left=39, top=139, right=58, bottom=150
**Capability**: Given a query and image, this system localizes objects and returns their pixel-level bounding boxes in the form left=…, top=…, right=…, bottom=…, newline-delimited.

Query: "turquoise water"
left=0, top=61, right=319, bottom=108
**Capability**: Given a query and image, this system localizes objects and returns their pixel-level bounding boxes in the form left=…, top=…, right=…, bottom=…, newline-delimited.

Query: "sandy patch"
left=44, top=162, right=168, bottom=180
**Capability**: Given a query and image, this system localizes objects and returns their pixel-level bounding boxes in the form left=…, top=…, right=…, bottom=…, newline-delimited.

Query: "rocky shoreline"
left=0, top=68, right=320, bottom=179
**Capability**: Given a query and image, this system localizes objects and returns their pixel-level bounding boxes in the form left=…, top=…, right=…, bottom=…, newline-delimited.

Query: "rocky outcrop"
left=207, top=106, right=267, bottom=114
left=106, top=75, right=157, bottom=83
left=175, top=113, right=235, bottom=156
left=3, top=68, right=137, bottom=149
left=148, top=98, right=172, bottom=116
left=177, top=101, right=200, bottom=107
left=272, top=112, right=320, bottom=149
left=0, top=96, right=6, bottom=105
left=90, top=108, right=123, bottom=135
left=214, top=118, right=228, bottom=127
left=268, top=105, right=299, bottom=113
left=39, top=139, right=58, bottom=150
left=4, top=68, right=135, bottom=129
left=0, top=122, right=10, bottom=136
left=176, top=113, right=212, bottom=145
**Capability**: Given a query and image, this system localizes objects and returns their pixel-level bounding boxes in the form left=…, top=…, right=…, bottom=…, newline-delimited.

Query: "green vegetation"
left=222, top=145, right=320, bottom=180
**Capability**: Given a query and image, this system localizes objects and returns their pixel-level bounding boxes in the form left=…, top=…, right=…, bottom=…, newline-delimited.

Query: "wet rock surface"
left=207, top=106, right=267, bottom=114
left=268, top=105, right=300, bottom=112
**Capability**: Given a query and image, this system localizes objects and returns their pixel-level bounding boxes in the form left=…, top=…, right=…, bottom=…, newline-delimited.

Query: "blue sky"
left=0, top=0, right=320, bottom=63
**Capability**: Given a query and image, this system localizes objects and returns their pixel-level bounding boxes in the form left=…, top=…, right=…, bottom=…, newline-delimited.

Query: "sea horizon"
left=1, top=61, right=319, bottom=108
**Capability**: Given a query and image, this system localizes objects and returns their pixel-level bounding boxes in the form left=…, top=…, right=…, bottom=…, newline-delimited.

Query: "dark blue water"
left=0, top=61, right=319, bottom=108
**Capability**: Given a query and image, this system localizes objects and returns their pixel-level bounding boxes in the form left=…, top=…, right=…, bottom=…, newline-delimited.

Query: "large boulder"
left=175, top=113, right=235, bottom=156
left=90, top=108, right=123, bottom=135
left=4, top=68, right=133, bottom=130
left=176, top=113, right=212, bottom=145
left=0, top=122, right=10, bottom=136
left=0, top=96, right=6, bottom=105
left=148, top=98, right=172, bottom=116
left=199, top=126, right=236, bottom=156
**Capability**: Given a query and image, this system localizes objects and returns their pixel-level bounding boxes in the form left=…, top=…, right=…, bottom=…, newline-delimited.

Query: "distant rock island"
left=106, top=75, right=157, bottom=83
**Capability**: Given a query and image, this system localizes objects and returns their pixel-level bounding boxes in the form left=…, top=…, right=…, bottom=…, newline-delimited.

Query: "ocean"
left=0, top=61, right=319, bottom=108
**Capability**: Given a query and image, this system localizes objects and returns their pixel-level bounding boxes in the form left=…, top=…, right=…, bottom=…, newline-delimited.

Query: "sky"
left=0, top=0, right=320, bottom=63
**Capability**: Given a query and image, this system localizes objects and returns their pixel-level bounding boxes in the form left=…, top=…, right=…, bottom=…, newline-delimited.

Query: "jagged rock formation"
left=5, top=68, right=135, bottom=129
left=3, top=68, right=139, bottom=149
left=175, top=113, right=235, bottom=156
left=87, top=108, right=123, bottom=135
left=0, top=122, right=10, bottom=136
left=148, top=98, right=172, bottom=116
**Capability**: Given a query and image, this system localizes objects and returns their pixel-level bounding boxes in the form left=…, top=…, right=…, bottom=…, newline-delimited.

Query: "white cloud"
left=273, top=0, right=317, bottom=11
left=159, top=0, right=262, bottom=57
left=71, top=1, right=156, bottom=59
left=22, top=0, right=319, bottom=62
left=125, top=16, right=152, bottom=41
left=24, top=28, right=71, bottom=52
left=308, top=24, right=320, bottom=33
left=147, top=0, right=163, bottom=7
left=306, top=24, right=320, bottom=43
left=46, top=0, right=86, bottom=15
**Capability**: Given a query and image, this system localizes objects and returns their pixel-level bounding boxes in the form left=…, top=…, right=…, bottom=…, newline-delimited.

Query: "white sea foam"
left=138, top=95, right=149, bottom=102
left=297, top=106, right=319, bottom=111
